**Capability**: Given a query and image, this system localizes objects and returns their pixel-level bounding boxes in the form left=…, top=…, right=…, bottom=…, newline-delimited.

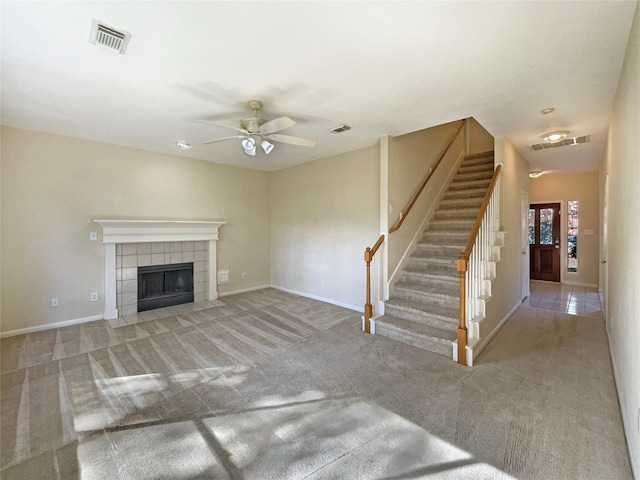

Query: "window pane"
left=540, top=208, right=553, bottom=244
left=528, top=209, right=535, bottom=244
left=568, top=200, right=578, bottom=273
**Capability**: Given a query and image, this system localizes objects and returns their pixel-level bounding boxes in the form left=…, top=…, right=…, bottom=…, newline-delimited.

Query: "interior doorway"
left=521, top=190, right=530, bottom=300
left=529, top=202, right=561, bottom=282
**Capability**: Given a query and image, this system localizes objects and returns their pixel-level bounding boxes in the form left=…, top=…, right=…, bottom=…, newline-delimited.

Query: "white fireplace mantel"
left=94, top=219, right=226, bottom=319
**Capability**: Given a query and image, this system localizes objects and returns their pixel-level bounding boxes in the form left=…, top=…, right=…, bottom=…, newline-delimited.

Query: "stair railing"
left=363, top=120, right=467, bottom=334
left=456, top=164, right=502, bottom=365
left=364, top=234, right=385, bottom=333
left=389, top=119, right=467, bottom=233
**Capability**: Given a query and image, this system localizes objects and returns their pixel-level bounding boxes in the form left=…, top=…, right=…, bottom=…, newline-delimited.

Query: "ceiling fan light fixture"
left=542, top=130, right=569, bottom=143
left=241, top=137, right=256, bottom=156
left=241, top=137, right=256, bottom=150
left=261, top=140, right=275, bottom=154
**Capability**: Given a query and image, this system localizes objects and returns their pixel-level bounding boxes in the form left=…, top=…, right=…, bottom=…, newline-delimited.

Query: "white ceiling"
left=1, top=1, right=637, bottom=172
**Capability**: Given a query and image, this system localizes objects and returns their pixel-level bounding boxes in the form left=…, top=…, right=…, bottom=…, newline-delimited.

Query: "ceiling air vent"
left=529, top=135, right=590, bottom=151
left=89, top=19, right=131, bottom=54
left=329, top=124, right=351, bottom=134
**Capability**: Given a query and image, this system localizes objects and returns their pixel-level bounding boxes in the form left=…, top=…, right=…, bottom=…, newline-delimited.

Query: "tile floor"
left=524, top=280, right=602, bottom=316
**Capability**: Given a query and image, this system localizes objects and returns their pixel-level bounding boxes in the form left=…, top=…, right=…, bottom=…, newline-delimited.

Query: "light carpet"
left=0, top=288, right=632, bottom=479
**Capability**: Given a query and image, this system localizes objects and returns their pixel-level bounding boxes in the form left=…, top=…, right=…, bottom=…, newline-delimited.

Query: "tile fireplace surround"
left=94, top=219, right=225, bottom=320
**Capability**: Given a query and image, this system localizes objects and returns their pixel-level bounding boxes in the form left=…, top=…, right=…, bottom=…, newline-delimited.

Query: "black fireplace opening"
left=137, top=262, right=194, bottom=312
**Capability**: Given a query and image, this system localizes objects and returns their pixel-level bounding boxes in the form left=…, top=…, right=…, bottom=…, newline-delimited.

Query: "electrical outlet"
left=51, top=298, right=59, bottom=307
left=242, top=272, right=247, bottom=279
left=91, top=292, right=98, bottom=302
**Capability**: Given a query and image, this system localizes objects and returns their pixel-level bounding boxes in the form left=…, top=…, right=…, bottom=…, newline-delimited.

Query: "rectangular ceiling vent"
left=329, top=124, right=351, bottom=134
left=89, top=19, right=131, bottom=54
left=529, top=135, right=590, bottom=151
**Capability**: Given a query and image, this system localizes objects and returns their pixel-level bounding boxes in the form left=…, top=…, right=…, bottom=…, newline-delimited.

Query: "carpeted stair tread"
left=428, top=219, right=475, bottom=231
left=447, top=179, right=492, bottom=191
left=410, top=250, right=458, bottom=264
left=415, top=242, right=465, bottom=255
left=443, top=187, right=488, bottom=199
left=375, top=315, right=456, bottom=356
left=393, top=282, right=459, bottom=305
left=452, top=171, right=494, bottom=182
left=405, top=261, right=458, bottom=277
left=403, top=265, right=458, bottom=280
left=433, top=212, right=479, bottom=221
left=421, top=232, right=469, bottom=245
left=385, top=297, right=458, bottom=329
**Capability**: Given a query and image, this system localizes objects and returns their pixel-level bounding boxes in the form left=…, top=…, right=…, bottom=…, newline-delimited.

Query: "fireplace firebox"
left=137, top=262, right=194, bottom=312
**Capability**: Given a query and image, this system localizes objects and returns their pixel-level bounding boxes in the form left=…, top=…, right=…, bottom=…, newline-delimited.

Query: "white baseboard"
left=218, top=284, right=272, bottom=297
left=1, top=314, right=104, bottom=338
left=271, top=285, right=362, bottom=313
left=362, top=315, right=379, bottom=334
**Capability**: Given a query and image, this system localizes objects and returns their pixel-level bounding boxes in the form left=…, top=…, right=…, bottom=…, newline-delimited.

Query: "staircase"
left=375, top=151, right=495, bottom=358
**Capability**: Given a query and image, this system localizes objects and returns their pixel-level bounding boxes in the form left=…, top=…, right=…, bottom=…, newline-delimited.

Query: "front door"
left=529, top=203, right=561, bottom=282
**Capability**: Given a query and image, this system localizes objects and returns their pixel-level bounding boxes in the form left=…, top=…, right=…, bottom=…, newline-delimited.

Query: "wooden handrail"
left=364, top=234, right=385, bottom=333
left=456, top=164, right=502, bottom=365
left=389, top=119, right=466, bottom=233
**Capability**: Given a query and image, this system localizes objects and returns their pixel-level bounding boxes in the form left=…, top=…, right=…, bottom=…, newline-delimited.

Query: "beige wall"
left=1, top=127, right=271, bottom=333
left=466, top=117, right=494, bottom=155
left=270, top=145, right=379, bottom=309
left=387, top=121, right=464, bottom=284
left=601, top=2, right=640, bottom=475
left=529, top=172, right=600, bottom=287
left=479, top=138, right=530, bottom=350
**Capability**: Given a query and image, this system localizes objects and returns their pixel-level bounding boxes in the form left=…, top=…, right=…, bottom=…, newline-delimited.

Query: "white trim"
left=271, top=285, right=362, bottom=312
left=93, top=219, right=225, bottom=244
left=218, top=285, right=272, bottom=297
left=104, top=243, right=118, bottom=319
left=362, top=315, right=379, bottom=334
left=1, top=314, right=104, bottom=338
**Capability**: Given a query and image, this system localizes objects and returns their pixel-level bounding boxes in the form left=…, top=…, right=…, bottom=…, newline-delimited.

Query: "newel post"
left=364, top=247, right=373, bottom=334
left=456, top=253, right=468, bottom=365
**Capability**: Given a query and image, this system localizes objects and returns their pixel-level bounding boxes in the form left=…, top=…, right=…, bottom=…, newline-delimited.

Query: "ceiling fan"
left=198, top=100, right=316, bottom=156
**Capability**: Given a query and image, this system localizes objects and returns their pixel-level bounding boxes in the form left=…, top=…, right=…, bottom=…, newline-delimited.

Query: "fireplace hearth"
left=138, top=262, right=194, bottom=312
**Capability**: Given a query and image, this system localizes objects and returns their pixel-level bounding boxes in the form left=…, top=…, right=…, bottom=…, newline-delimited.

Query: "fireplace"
left=93, top=219, right=225, bottom=320
left=137, top=262, right=194, bottom=312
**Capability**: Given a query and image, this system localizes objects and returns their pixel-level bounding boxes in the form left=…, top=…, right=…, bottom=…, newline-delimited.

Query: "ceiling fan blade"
left=197, top=119, right=249, bottom=135
left=260, top=116, right=296, bottom=135
left=199, top=135, right=247, bottom=145
left=267, top=133, right=316, bottom=147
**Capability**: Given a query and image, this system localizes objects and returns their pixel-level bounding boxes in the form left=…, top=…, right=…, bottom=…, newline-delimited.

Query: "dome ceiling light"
left=542, top=131, right=569, bottom=143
